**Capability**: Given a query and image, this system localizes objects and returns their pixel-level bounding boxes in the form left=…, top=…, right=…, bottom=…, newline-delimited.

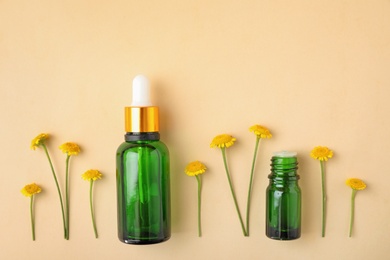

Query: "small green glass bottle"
left=116, top=75, right=171, bottom=244
left=266, top=151, right=301, bottom=240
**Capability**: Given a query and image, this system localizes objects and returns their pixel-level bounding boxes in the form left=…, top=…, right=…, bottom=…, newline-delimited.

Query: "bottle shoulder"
left=117, top=139, right=169, bottom=153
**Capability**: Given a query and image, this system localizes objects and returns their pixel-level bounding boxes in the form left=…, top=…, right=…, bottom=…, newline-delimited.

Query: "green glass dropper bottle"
left=116, top=75, right=171, bottom=244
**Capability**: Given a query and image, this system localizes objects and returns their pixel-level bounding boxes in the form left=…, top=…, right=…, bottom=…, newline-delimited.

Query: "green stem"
left=320, top=160, right=326, bottom=237
left=221, top=148, right=248, bottom=236
left=90, top=180, right=98, bottom=238
left=65, top=155, right=70, bottom=240
left=42, top=143, right=67, bottom=239
left=195, top=175, right=202, bottom=237
left=30, top=195, right=35, bottom=241
left=246, top=137, right=261, bottom=236
left=349, top=189, right=357, bottom=237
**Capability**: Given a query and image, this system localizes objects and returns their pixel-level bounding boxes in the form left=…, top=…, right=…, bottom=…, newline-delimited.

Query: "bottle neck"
left=268, top=156, right=299, bottom=181
left=125, top=132, right=160, bottom=142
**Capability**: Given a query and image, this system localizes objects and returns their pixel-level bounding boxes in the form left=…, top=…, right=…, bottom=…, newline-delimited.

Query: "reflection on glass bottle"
left=266, top=151, right=301, bottom=240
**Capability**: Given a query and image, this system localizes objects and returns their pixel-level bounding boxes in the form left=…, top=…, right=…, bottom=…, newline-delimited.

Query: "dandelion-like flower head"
left=21, top=183, right=42, bottom=197
left=31, top=133, right=49, bottom=150
left=346, top=178, right=367, bottom=190
left=59, top=142, right=81, bottom=156
left=82, top=169, right=103, bottom=181
left=185, top=161, right=207, bottom=176
left=249, top=125, right=272, bottom=139
left=310, top=146, right=333, bottom=161
left=210, top=134, right=236, bottom=148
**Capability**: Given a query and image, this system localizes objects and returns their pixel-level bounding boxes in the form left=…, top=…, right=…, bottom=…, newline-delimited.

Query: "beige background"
left=1, top=0, right=389, bottom=259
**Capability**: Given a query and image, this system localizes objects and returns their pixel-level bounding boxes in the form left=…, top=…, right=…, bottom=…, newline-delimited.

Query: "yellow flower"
left=346, top=178, right=367, bottom=191
left=22, top=183, right=42, bottom=240
left=310, top=146, right=333, bottom=161
left=31, top=133, right=49, bottom=150
left=185, top=161, right=207, bottom=176
left=185, top=161, right=207, bottom=236
left=249, top=125, right=272, bottom=139
left=210, top=134, right=236, bottom=148
left=311, top=146, right=333, bottom=237
left=59, top=142, right=81, bottom=156
left=82, top=170, right=102, bottom=238
left=211, top=133, right=247, bottom=236
left=346, top=177, right=367, bottom=237
left=21, top=183, right=42, bottom=197
left=82, top=169, right=103, bottom=181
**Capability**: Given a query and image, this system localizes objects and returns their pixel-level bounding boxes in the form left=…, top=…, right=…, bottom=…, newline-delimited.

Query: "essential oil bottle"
left=116, top=75, right=171, bottom=245
left=266, top=151, right=301, bottom=240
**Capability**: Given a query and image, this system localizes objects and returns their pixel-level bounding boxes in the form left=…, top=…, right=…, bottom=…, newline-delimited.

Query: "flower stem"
left=221, top=148, right=248, bottom=236
left=195, top=175, right=202, bottom=237
left=349, top=189, right=357, bottom=237
left=30, top=195, right=35, bottom=241
left=65, top=155, right=70, bottom=240
left=89, top=180, right=98, bottom=238
left=320, top=160, right=326, bottom=237
left=246, top=137, right=261, bottom=236
left=42, top=144, right=67, bottom=239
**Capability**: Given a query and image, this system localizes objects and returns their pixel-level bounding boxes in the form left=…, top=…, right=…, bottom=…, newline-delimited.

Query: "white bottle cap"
left=131, top=75, right=152, bottom=106
left=273, top=151, right=297, bottom=157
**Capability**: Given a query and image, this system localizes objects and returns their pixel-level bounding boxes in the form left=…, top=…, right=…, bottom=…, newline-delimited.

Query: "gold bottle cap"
left=125, top=106, right=159, bottom=133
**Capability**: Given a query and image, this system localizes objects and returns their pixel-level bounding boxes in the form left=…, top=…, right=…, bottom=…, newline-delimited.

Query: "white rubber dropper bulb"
left=131, top=75, right=152, bottom=106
